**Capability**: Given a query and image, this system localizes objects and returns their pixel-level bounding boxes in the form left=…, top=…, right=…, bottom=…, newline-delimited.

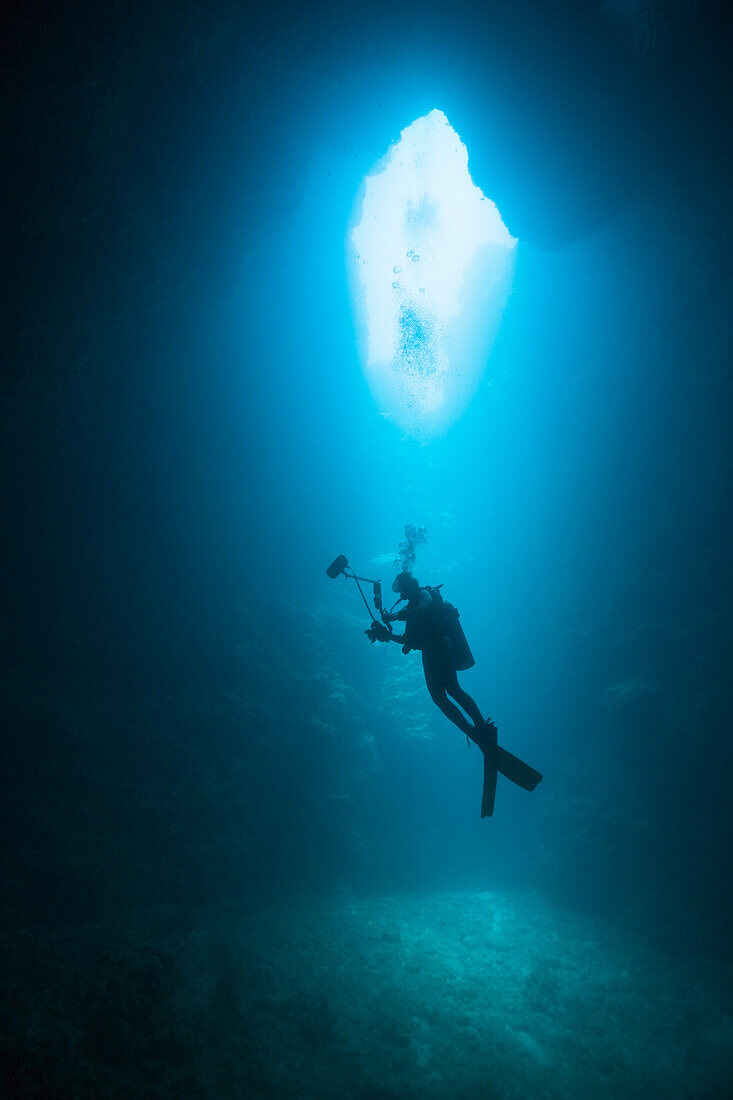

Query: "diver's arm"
left=380, top=610, right=410, bottom=647
left=381, top=617, right=408, bottom=646
left=376, top=614, right=406, bottom=641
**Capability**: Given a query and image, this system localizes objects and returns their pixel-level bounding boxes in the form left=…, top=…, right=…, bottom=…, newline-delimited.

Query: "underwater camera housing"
left=326, top=553, right=475, bottom=665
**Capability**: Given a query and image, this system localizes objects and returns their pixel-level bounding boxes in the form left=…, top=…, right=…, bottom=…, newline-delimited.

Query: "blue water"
left=3, top=3, right=732, bottom=1096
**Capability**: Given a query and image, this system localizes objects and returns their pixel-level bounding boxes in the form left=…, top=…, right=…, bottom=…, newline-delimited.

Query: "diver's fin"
left=481, top=753, right=497, bottom=817
left=480, top=723, right=498, bottom=817
left=471, top=723, right=543, bottom=793
left=494, top=746, right=543, bottom=792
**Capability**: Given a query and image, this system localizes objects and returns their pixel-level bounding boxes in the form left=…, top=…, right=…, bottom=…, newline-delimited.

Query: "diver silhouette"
left=378, top=571, right=542, bottom=816
left=382, top=572, right=487, bottom=739
left=326, top=554, right=542, bottom=817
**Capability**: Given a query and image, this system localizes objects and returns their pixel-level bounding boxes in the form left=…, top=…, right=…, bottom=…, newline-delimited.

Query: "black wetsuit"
left=395, top=589, right=483, bottom=734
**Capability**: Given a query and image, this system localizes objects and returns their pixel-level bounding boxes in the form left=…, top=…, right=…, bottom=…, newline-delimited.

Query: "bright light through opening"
left=349, top=109, right=517, bottom=436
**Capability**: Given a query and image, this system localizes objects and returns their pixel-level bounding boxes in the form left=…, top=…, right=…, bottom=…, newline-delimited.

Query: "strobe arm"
left=326, top=554, right=383, bottom=623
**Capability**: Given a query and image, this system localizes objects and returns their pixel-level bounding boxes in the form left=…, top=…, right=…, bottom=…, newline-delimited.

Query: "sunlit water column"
left=349, top=109, right=517, bottom=438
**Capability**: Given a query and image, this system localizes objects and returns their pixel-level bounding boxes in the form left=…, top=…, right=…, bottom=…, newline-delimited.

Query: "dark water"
left=3, top=3, right=732, bottom=1096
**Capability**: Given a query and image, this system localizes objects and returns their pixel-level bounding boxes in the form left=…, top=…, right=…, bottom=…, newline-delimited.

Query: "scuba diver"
left=327, top=555, right=542, bottom=817
left=380, top=571, right=487, bottom=739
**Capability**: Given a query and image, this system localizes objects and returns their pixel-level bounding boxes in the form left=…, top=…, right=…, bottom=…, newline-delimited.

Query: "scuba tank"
left=423, top=586, right=475, bottom=671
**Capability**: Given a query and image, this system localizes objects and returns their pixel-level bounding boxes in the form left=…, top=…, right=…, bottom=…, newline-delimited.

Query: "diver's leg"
left=428, top=645, right=497, bottom=816
left=431, top=692, right=476, bottom=737
left=439, top=639, right=486, bottom=727
left=423, top=651, right=474, bottom=737
left=446, top=679, right=485, bottom=727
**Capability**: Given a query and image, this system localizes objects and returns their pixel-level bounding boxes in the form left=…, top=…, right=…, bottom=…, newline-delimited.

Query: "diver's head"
left=392, top=572, right=420, bottom=601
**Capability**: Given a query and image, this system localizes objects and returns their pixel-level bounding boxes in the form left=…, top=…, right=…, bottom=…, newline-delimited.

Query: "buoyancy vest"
left=400, top=586, right=475, bottom=671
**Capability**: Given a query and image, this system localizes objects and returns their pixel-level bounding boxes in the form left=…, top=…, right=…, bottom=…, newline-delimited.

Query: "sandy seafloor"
left=3, top=891, right=731, bottom=1098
